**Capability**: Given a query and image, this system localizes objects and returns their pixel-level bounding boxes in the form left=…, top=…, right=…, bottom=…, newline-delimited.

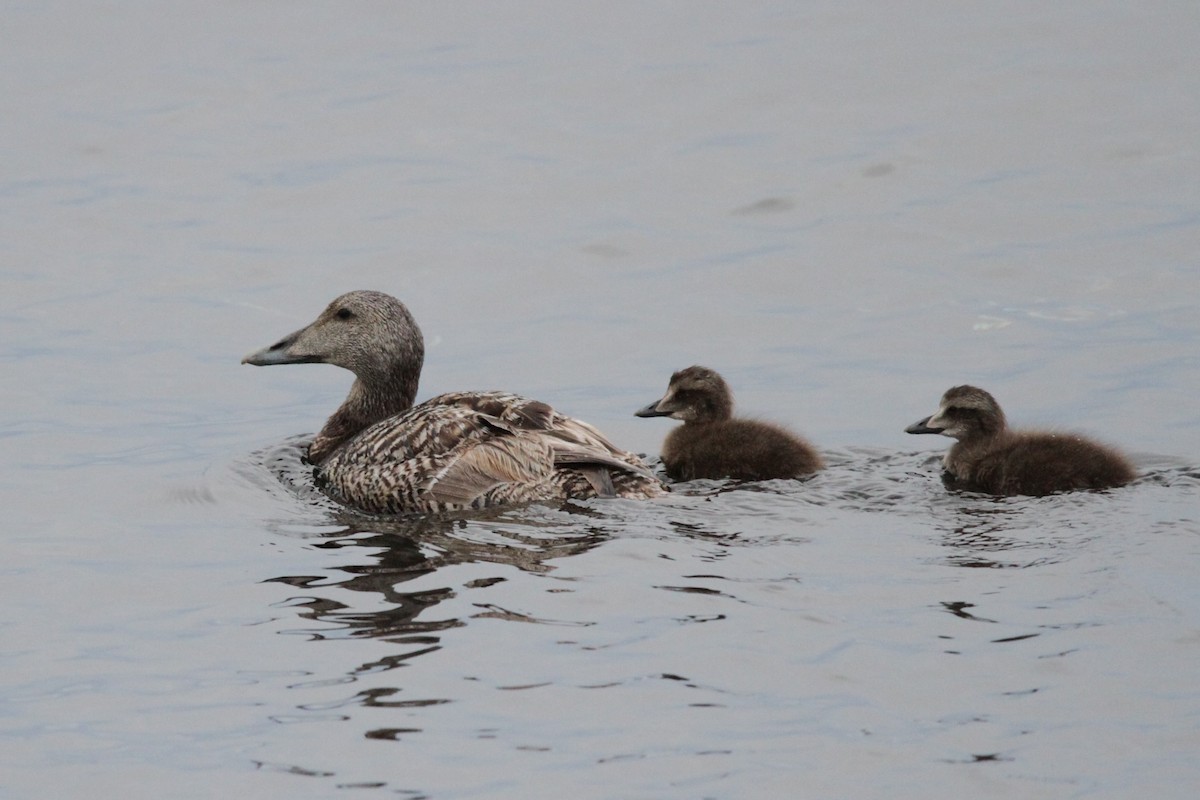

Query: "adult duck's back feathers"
left=318, top=390, right=662, bottom=513
left=243, top=291, right=665, bottom=513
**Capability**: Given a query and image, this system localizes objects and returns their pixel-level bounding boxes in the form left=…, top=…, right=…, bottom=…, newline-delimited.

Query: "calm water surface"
left=3, top=2, right=1199, bottom=798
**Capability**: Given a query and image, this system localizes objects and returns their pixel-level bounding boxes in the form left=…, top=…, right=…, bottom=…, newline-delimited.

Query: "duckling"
left=905, top=384, right=1135, bottom=496
left=635, top=365, right=823, bottom=481
left=243, top=290, right=666, bottom=513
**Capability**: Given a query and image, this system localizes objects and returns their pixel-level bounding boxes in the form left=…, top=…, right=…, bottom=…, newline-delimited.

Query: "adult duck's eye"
left=336, top=308, right=354, bottom=320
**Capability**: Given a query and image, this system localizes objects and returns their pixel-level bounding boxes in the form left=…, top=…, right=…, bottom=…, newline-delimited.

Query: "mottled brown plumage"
left=243, top=291, right=665, bottom=513
left=635, top=366, right=823, bottom=481
left=905, top=385, right=1135, bottom=496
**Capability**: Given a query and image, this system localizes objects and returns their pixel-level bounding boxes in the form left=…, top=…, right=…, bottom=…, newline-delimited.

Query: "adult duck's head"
left=242, top=290, right=424, bottom=390
left=243, top=291, right=426, bottom=461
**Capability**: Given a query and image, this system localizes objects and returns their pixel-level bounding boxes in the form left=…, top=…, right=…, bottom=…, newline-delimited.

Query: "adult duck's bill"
left=241, top=327, right=323, bottom=366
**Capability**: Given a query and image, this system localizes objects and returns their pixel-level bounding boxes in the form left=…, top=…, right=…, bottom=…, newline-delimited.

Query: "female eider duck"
left=905, top=385, right=1135, bottom=496
left=635, top=365, right=823, bottom=481
left=242, top=290, right=666, bottom=514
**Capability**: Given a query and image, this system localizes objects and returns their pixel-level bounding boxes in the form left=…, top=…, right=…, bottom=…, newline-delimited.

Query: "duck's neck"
left=686, top=394, right=733, bottom=425
left=308, top=372, right=418, bottom=464
left=944, top=432, right=1003, bottom=478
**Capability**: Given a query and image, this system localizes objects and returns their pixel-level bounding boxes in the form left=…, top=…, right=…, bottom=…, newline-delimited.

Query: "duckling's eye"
left=336, top=308, right=355, bottom=321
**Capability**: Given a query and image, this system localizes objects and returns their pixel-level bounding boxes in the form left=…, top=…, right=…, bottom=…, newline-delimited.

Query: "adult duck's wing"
left=315, top=402, right=510, bottom=511
left=424, top=417, right=659, bottom=507
left=319, top=391, right=663, bottom=513
left=318, top=401, right=568, bottom=512
left=433, top=391, right=667, bottom=497
left=422, top=391, right=555, bottom=429
left=427, top=391, right=657, bottom=472
left=421, top=422, right=560, bottom=509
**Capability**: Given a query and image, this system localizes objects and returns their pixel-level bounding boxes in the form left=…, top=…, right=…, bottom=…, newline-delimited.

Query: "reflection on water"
left=251, top=443, right=617, bottom=678
left=235, top=432, right=1200, bottom=794
left=936, top=506, right=1034, bottom=570
left=264, top=514, right=608, bottom=645
left=244, top=439, right=1200, bottom=695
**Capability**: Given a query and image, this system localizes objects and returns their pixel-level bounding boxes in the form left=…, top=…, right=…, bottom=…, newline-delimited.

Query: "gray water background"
left=3, top=2, right=1199, bottom=798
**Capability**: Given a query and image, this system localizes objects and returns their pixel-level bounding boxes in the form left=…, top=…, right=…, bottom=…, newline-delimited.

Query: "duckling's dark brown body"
left=659, top=418, right=822, bottom=482
left=906, top=385, right=1135, bottom=497
left=243, top=291, right=666, bottom=513
left=637, top=366, right=823, bottom=482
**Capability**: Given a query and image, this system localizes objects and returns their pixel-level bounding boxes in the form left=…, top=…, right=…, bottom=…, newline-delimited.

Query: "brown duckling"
left=905, top=385, right=1135, bottom=496
left=635, top=365, right=823, bottom=481
left=243, top=290, right=666, bottom=513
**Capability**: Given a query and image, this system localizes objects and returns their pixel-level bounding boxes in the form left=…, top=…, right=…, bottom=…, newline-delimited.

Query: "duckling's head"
left=242, top=290, right=424, bottom=387
left=906, top=384, right=1007, bottom=440
left=636, top=365, right=734, bottom=423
